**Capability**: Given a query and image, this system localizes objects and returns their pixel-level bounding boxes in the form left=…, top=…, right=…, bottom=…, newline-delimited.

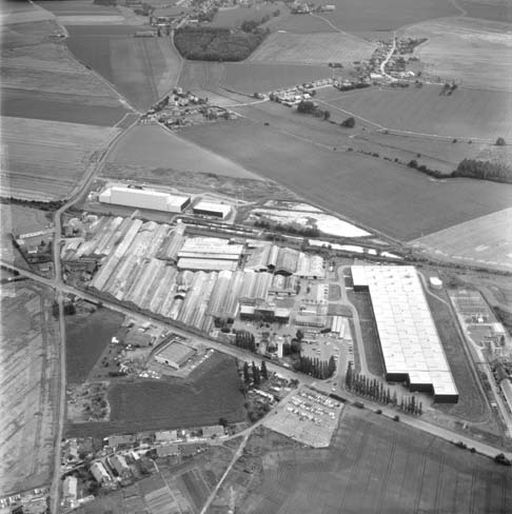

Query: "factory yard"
left=248, top=32, right=377, bottom=64
left=0, top=283, right=60, bottom=495
left=234, top=406, right=512, bottom=513
left=65, top=352, right=246, bottom=438
left=410, top=208, right=512, bottom=272
left=263, top=389, right=343, bottom=447
left=403, top=17, right=512, bottom=92
left=179, top=119, right=512, bottom=240
left=1, top=116, right=120, bottom=201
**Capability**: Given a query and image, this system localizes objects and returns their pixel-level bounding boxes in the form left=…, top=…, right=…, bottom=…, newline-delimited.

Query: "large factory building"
left=351, top=265, right=459, bottom=403
left=99, top=186, right=191, bottom=213
left=192, top=200, right=231, bottom=219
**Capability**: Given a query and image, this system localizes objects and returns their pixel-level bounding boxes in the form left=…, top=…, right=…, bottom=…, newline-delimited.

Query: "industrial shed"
left=351, top=265, right=458, bottom=403
left=192, top=200, right=231, bottom=219
left=99, top=186, right=191, bottom=213
left=154, top=340, right=196, bottom=369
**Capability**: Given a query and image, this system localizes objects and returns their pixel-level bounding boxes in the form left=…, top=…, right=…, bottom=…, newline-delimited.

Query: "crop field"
left=212, top=3, right=285, bottom=28
left=0, top=283, right=60, bottom=495
left=410, top=208, right=512, bottom=272
left=178, top=61, right=330, bottom=95
left=264, top=12, right=339, bottom=33
left=66, top=25, right=182, bottom=110
left=232, top=407, right=512, bottom=513
left=179, top=118, right=512, bottom=240
left=321, top=84, right=512, bottom=141
left=403, top=18, right=512, bottom=91
left=1, top=116, right=120, bottom=201
left=461, top=0, right=512, bottom=23
left=1, top=20, right=129, bottom=125
left=248, top=31, right=376, bottom=64
left=106, top=123, right=261, bottom=180
left=314, top=0, right=458, bottom=34
left=66, top=308, right=125, bottom=384
left=65, top=352, right=246, bottom=437
left=2, top=0, right=54, bottom=24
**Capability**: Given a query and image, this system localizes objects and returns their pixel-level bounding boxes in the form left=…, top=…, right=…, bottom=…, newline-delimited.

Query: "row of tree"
left=242, top=360, right=269, bottom=386
left=345, top=364, right=423, bottom=415
left=235, top=330, right=257, bottom=353
left=294, top=355, right=336, bottom=379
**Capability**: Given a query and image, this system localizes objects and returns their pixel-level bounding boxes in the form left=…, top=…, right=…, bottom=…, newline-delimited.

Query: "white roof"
left=193, top=200, right=231, bottom=216
left=352, top=265, right=458, bottom=397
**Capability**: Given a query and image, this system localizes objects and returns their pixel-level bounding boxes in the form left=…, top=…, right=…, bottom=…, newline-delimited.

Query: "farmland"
left=461, top=0, right=512, bottom=23
left=0, top=283, right=61, bottom=495
left=178, top=61, right=330, bottom=95
left=320, top=84, right=512, bottom=141
left=212, top=3, right=285, bottom=28
left=248, top=32, right=377, bottom=64
left=65, top=352, right=246, bottom=437
left=1, top=116, right=120, bottom=201
left=1, top=20, right=129, bottom=125
left=106, top=123, right=261, bottom=180
left=403, top=18, right=512, bottom=91
left=66, top=25, right=182, bottom=110
left=225, top=407, right=512, bottom=513
left=179, top=118, right=512, bottom=240
left=411, top=208, right=512, bottom=272
left=66, top=308, right=125, bottom=384
left=311, top=0, right=458, bottom=34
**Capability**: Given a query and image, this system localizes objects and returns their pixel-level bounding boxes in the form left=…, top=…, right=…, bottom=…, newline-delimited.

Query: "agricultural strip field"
left=65, top=352, right=246, bottom=437
left=66, top=25, right=182, bottom=110
left=248, top=32, right=376, bottom=64
left=178, top=119, right=512, bottom=240
left=0, top=283, right=61, bottom=495
left=233, top=407, right=512, bottom=513
left=178, top=61, right=331, bottom=95
left=106, top=123, right=261, bottom=180
left=1, top=116, right=120, bottom=201
left=410, top=208, right=512, bottom=272
left=403, top=18, right=512, bottom=92
left=66, top=308, right=125, bottom=384
left=1, top=20, right=129, bottom=125
left=320, top=84, right=512, bottom=141
left=310, top=0, right=458, bottom=34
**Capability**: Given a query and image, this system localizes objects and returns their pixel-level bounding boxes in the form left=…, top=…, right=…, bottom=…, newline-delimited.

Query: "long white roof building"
left=351, top=265, right=458, bottom=402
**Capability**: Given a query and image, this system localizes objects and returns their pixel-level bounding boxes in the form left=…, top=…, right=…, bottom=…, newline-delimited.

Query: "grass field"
left=461, top=0, right=512, bottom=23
left=231, top=407, right=512, bottom=513
left=212, top=3, right=285, bottom=28
left=65, top=308, right=125, bottom=384
left=403, top=17, right=512, bottom=91
left=66, top=25, right=182, bottom=110
left=65, top=352, right=246, bottom=437
left=321, top=84, right=512, bottom=141
left=411, top=208, right=512, bottom=272
left=1, top=116, right=120, bottom=201
left=106, top=123, right=261, bottom=180
left=178, top=61, right=331, bottom=95
left=0, top=283, right=60, bottom=495
left=179, top=118, right=512, bottom=240
left=248, top=32, right=376, bottom=64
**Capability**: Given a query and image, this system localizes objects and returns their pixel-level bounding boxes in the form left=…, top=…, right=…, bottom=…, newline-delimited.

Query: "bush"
left=340, top=116, right=355, bottom=128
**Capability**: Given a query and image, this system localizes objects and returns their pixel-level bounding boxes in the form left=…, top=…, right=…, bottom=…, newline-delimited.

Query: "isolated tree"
left=341, top=116, right=355, bottom=128
left=496, top=137, right=506, bottom=146
left=243, top=362, right=250, bottom=384
left=297, top=100, right=316, bottom=114
left=323, top=110, right=331, bottom=121
left=261, top=360, right=268, bottom=381
left=252, top=361, right=261, bottom=385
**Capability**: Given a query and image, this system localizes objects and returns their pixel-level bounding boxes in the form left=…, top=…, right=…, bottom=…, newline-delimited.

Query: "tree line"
left=294, top=355, right=336, bottom=379
left=242, top=360, right=269, bottom=386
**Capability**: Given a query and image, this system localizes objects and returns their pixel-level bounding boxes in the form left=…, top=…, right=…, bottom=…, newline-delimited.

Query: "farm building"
left=90, top=461, right=113, bottom=484
left=99, top=186, right=191, bottom=213
left=107, top=454, right=131, bottom=477
left=62, top=476, right=78, bottom=507
left=351, top=265, right=458, bottom=403
left=154, top=340, right=196, bottom=369
left=192, top=200, right=231, bottom=219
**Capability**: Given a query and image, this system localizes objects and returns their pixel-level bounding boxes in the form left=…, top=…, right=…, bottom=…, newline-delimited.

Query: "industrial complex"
left=352, top=265, right=459, bottom=403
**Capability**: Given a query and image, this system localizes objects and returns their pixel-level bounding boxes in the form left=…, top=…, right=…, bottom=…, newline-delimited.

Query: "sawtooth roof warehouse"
left=351, top=265, right=459, bottom=403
